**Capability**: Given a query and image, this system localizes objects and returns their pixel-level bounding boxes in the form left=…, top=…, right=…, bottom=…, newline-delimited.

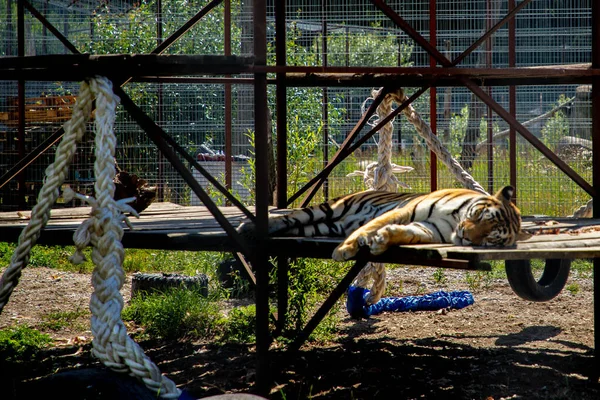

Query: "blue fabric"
left=178, top=390, right=196, bottom=400
left=346, top=285, right=474, bottom=319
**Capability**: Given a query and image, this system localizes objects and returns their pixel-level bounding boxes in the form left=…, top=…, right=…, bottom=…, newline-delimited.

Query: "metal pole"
left=486, top=0, right=494, bottom=193
left=17, top=0, right=25, bottom=209
left=508, top=0, right=517, bottom=197
left=275, top=0, right=287, bottom=208
left=429, top=0, right=437, bottom=191
left=253, top=0, right=271, bottom=394
left=321, top=0, right=329, bottom=200
left=591, top=0, right=600, bottom=381
left=274, top=0, right=289, bottom=337
left=225, top=0, right=233, bottom=201
left=156, top=0, right=165, bottom=201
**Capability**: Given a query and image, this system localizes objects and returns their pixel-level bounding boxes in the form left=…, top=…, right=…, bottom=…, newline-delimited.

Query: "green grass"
left=40, top=308, right=89, bottom=331
left=0, top=325, right=53, bottom=365
left=123, top=288, right=226, bottom=341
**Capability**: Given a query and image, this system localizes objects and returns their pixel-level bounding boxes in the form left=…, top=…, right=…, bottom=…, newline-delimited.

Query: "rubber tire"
left=505, top=259, right=571, bottom=302
left=131, top=272, right=208, bottom=298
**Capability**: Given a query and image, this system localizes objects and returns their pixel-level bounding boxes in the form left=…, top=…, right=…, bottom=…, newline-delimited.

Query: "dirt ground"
left=0, top=265, right=599, bottom=400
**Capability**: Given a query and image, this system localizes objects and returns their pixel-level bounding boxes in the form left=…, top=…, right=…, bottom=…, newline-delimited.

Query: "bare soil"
left=1, top=265, right=599, bottom=400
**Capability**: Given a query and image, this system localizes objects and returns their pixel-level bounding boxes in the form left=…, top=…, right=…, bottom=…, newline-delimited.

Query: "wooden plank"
left=1, top=204, right=600, bottom=268
left=446, top=242, right=600, bottom=262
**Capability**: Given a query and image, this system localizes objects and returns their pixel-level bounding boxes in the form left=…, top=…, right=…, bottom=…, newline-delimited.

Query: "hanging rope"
left=351, top=87, right=410, bottom=305
left=350, top=87, right=486, bottom=306
left=0, top=80, right=93, bottom=314
left=389, top=89, right=488, bottom=195
left=0, top=77, right=181, bottom=399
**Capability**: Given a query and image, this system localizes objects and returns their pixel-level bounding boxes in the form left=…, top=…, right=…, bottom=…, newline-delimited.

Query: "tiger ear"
left=495, top=185, right=515, bottom=203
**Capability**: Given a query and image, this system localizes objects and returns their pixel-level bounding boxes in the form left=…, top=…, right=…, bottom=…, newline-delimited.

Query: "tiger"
left=237, top=185, right=530, bottom=261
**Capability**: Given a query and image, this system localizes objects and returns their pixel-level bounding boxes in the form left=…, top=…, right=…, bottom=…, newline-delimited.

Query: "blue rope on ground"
left=179, top=390, right=196, bottom=400
left=346, top=285, right=475, bottom=319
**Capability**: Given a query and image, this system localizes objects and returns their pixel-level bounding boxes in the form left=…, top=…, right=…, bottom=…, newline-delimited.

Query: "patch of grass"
left=431, top=268, right=447, bottom=285
left=274, top=258, right=346, bottom=341
left=223, top=305, right=256, bottom=343
left=123, top=288, right=225, bottom=341
left=464, top=271, right=493, bottom=291
left=0, top=325, right=53, bottom=364
left=565, top=282, right=580, bottom=295
left=40, top=308, right=89, bottom=331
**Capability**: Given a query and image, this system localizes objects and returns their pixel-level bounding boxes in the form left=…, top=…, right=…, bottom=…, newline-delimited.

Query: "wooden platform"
left=1, top=202, right=600, bottom=269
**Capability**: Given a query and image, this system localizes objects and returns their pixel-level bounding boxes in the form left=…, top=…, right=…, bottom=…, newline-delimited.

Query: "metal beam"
left=370, top=1, right=594, bottom=196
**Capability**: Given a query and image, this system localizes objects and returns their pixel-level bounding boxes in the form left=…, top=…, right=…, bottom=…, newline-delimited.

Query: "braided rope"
left=0, top=80, right=93, bottom=314
left=0, top=77, right=180, bottom=399
left=389, top=89, right=488, bottom=195
left=352, top=88, right=404, bottom=304
left=351, top=87, right=487, bottom=305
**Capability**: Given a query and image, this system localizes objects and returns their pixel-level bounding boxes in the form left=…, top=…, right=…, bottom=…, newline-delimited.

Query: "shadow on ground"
left=4, top=326, right=598, bottom=400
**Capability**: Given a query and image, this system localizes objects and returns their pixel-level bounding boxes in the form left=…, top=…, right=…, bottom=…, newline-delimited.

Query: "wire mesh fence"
left=0, top=0, right=592, bottom=218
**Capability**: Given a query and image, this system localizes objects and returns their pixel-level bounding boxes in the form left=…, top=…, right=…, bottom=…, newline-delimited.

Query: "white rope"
left=352, top=88, right=409, bottom=304
left=0, top=77, right=180, bottom=399
left=389, top=89, right=488, bottom=195
left=351, top=87, right=487, bottom=305
left=0, top=80, right=93, bottom=314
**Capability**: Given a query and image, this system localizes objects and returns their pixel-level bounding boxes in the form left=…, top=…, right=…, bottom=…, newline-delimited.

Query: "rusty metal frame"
left=276, top=0, right=599, bottom=359
left=369, top=0, right=594, bottom=197
left=3, top=0, right=599, bottom=393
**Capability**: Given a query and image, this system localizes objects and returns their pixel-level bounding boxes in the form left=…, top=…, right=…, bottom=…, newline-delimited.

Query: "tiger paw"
left=332, top=240, right=357, bottom=261
left=369, top=226, right=393, bottom=255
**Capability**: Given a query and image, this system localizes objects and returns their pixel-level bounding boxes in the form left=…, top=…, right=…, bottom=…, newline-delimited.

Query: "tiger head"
left=452, top=186, right=531, bottom=247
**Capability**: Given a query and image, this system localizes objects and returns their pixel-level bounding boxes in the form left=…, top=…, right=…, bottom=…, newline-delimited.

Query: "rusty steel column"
left=253, top=0, right=271, bottom=394
left=17, top=0, right=26, bottom=209
left=592, top=0, right=600, bottom=380
left=429, top=0, right=437, bottom=191
left=274, top=0, right=289, bottom=340
left=508, top=0, right=517, bottom=197
left=225, top=0, right=233, bottom=197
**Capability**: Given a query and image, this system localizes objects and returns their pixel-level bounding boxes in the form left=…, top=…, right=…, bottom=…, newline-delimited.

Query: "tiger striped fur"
left=237, top=186, right=529, bottom=261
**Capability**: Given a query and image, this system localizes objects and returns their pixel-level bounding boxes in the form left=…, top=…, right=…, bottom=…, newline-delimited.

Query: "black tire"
left=505, top=259, right=571, bottom=302
left=131, top=272, right=208, bottom=298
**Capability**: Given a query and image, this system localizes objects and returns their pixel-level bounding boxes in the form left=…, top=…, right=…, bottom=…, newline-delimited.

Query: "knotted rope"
left=351, top=87, right=487, bottom=305
left=0, top=77, right=180, bottom=399
left=351, top=87, right=410, bottom=304
left=389, top=88, right=488, bottom=195
left=0, top=80, right=93, bottom=314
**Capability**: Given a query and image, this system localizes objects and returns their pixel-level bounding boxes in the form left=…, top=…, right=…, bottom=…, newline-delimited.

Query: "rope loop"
left=352, top=87, right=488, bottom=304
left=0, top=76, right=181, bottom=399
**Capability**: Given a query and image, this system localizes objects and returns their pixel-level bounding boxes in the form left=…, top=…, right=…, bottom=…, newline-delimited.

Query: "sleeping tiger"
left=237, top=186, right=530, bottom=261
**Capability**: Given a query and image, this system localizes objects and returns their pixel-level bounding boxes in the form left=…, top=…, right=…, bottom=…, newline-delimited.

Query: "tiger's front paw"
left=369, top=226, right=393, bottom=255
left=332, top=234, right=371, bottom=261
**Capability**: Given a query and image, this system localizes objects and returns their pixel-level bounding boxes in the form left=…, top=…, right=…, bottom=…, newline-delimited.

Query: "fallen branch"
left=475, top=97, right=574, bottom=153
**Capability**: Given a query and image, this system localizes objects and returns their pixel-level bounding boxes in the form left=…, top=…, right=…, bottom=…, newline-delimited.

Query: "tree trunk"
left=459, top=93, right=484, bottom=171
left=569, top=84, right=591, bottom=140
